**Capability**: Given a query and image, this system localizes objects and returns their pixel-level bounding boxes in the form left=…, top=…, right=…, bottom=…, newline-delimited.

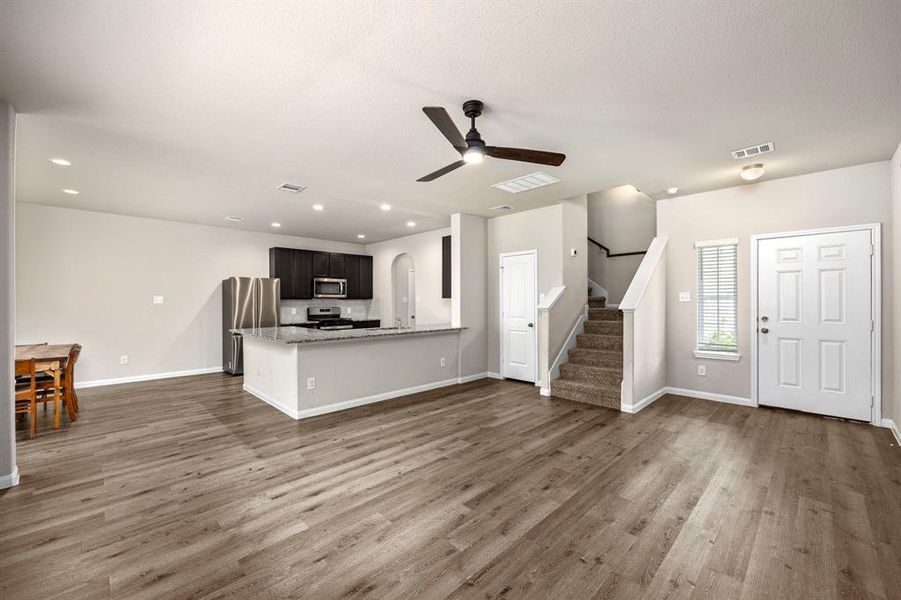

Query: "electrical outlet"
left=291, top=307, right=297, bottom=315
left=440, top=357, right=447, bottom=367
left=120, top=355, right=129, bottom=365
left=306, top=376, right=316, bottom=390
left=152, top=295, right=164, bottom=304
left=697, top=365, right=706, bottom=376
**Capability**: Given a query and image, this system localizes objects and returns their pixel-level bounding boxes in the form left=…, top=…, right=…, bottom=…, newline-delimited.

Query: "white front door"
left=757, top=229, right=873, bottom=420
left=500, top=251, right=537, bottom=382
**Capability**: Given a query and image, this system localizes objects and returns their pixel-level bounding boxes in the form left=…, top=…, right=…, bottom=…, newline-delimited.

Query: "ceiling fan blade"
left=422, top=107, right=467, bottom=152
left=486, top=146, right=566, bottom=166
left=417, top=160, right=466, bottom=182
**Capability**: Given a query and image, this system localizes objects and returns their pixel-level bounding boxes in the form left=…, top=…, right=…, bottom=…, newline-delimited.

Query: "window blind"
left=697, top=242, right=738, bottom=353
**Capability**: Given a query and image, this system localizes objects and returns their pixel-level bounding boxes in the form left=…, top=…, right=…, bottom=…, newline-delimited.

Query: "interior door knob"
left=528, top=322, right=534, bottom=328
left=760, top=327, right=769, bottom=334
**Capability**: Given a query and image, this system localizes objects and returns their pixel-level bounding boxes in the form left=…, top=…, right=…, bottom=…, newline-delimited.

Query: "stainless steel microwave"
left=313, top=277, right=347, bottom=298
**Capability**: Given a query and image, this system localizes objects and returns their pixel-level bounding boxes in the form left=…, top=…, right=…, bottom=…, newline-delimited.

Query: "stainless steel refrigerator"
left=222, top=277, right=280, bottom=375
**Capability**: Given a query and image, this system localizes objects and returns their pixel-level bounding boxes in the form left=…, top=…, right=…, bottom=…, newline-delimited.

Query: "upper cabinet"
left=442, top=235, right=451, bottom=299
left=270, top=248, right=371, bottom=300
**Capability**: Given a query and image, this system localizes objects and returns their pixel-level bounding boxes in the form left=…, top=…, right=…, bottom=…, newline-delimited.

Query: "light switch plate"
left=679, top=292, right=691, bottom=303
left=306, top=376, right=316, bottom=390
left=152, top=295, right=164, bottom=304
left=697, top=365, right=706, bottom=376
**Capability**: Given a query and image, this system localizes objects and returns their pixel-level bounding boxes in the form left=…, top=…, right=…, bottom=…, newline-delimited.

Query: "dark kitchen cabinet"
left=271, top=248, right=371, bottom=300
left=293, top=250, right=313, bottom=299
left=270, top=248, right=314, bottom=299
left=311, top=252, right=330, bottom=277
left=345, top=254, right=361, bottom=299
left=442, top=235, right=451, bottom=299
left=269, top=247, right=297, bottom=299
left=358, top=255, right=373, bottom=299
left=329, top=253, right=346, bottom=278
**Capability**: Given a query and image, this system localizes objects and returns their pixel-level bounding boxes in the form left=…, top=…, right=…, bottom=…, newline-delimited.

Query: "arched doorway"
left=391, top=253, right=415, bottom=328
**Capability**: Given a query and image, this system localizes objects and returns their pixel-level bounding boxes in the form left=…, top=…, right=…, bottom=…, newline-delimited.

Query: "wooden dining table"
left=15, top=343, right=79, bottom=428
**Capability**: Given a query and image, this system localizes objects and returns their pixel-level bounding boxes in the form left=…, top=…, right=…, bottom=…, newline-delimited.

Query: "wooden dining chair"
left=36, top=344, right=81, bottom=421
left=15, top=358, right=39, bottom=439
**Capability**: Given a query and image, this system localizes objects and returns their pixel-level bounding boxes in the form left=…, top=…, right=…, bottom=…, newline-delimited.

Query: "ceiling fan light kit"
left=417, top=99, right=566, bottom=182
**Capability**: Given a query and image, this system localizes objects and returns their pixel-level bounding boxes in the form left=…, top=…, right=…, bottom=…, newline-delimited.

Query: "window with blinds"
left=696, top=240, right=738, bottom=354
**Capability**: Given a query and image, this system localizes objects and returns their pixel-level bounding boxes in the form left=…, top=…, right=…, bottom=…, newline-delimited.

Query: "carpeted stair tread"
left=551, top=378, right=620, bottom=410
left=560, top=363, right=623, bottom=386
left=587, top=296, right=607, bottom=308
left=588, top=307, right=623, bottom=321
left=576, top=333, right=623, bottom=351
left=584, top=320, right=623, bottom=335
left=567, top=347, right=621, bottom=368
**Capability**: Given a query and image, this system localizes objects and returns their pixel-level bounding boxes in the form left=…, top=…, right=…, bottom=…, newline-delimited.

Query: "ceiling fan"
left=417, top=99, right=566, bottom=182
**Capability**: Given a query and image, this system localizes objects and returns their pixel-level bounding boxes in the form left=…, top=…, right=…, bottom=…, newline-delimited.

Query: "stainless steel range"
left=306, top=307, right=354, bottom=330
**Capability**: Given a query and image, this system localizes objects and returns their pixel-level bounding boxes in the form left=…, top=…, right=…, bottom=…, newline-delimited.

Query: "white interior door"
left=501, top=252, right=537, bottom=382
left=757, top=229, right=873, bottom=420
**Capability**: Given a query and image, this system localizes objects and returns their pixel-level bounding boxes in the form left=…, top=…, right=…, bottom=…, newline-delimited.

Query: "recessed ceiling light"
left=740, top=163, right=765, bottom=181
left=312, top=204, right=324, bottom=211
left=62, top=188, right=79, bottom=195
left=380, top=203, right=392, bottom=211
left=270, top=222, right=281, bottom=228
left=357, top=234, right=366, bottom=239
left=666, top=187, right=679, bottom=195
left=50, top=158, right=71, bottom=166
left=224, top=215, right=245, bottom=222
left=406, top=221, right=416, bottom=228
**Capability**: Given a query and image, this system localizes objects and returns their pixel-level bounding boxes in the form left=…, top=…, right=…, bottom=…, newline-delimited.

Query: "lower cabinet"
left=352, top=320, right=380, bottom=329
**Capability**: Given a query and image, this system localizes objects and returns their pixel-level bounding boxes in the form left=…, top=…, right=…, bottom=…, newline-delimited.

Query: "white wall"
left=0, top=101, right=16, bottom=487
left=621, top=238, right=667, bottom=411
left=366, top=228, right=451, bottom=326
left=657, top=161, right=893, bottom=416
left=16, top=204, right=363, bottom=384
left=452, top=214, right=488, bottom=378
left=587, top=185, right=655, bottom=304
left=485, top=198, right=587, bottom=375
left=891, top=143, right=901, bottom=422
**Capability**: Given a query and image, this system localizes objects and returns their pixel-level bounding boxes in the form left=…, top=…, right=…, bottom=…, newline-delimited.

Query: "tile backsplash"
left=280, top=299, right=380, bottom=323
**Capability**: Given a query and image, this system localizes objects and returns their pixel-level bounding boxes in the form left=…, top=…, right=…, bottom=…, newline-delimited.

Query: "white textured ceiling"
left=1, top=1, right=900, bottom=243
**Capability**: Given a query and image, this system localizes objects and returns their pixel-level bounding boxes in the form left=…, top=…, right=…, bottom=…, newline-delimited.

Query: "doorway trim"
left=750, top=222, right=881, bottom=425
left=498, top=249, right=539, bottom=383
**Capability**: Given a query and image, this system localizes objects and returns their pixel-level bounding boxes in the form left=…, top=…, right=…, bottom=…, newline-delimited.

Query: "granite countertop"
left=232, top=324, right=464, bottom=345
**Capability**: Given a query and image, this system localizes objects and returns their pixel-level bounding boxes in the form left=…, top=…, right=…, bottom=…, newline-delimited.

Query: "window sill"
left=694, top=350, right=741, bottom=362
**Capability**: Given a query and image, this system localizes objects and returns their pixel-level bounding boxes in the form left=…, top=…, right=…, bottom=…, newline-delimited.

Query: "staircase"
left=550, top=296, right=622, bottom=410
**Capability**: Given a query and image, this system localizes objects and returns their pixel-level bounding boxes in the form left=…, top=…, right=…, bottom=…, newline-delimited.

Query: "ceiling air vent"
left=491, top=171, right=560, bottom=194
left=731, top=142, right=774, bottom=160
left=490, top=204, right=513, bottom=211
left=278, top=182, right=306, bottom=193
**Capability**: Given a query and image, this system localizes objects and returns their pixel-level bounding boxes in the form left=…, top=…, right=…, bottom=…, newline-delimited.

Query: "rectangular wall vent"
left=278, top=182, right=306, bottom=193
left=490, top=204, right=513, bottom=211
left=731, top=142, right=774, bottom=160
left=491, top=171, right=560, bottom=194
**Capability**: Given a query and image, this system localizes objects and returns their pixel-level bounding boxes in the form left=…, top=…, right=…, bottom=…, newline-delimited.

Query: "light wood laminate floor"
left=2, top=374, right=900, bottom=599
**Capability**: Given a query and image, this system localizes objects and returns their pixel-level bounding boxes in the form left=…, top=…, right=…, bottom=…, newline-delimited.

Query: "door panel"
left=501, top=252, right=537, bottom=382
left=758, top=229, right=872, bottom=421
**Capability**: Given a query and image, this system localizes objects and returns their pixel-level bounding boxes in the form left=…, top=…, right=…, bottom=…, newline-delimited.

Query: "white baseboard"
left=245, top=375, right=488, bottom=421
left=621, top=387, right=666, bottom=414
left=664, top=386, right=754, bottom=407
left=0, top=467, right=20, bottom=490
left=539, top=386, right=551, bottom=397
left=76, top=366, right=224, bottom=389
left=458, top=371, right=503, bottom=384
left=881, top=418, right=901, bottom=445
left=587, top=277, right=608, bottom=300
left=243, top=383, right=301, bottom=419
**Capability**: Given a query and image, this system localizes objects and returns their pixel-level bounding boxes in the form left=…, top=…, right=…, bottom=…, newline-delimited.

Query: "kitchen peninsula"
left=235, top=325, right=464, bottom=419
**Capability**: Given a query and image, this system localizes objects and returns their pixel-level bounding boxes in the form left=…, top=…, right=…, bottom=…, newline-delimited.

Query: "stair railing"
left=587, top=237, right=648, bottom=258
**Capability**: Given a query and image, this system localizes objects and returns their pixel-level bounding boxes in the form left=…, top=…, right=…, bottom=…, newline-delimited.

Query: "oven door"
left=313, top=278, right=347, bottom=298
